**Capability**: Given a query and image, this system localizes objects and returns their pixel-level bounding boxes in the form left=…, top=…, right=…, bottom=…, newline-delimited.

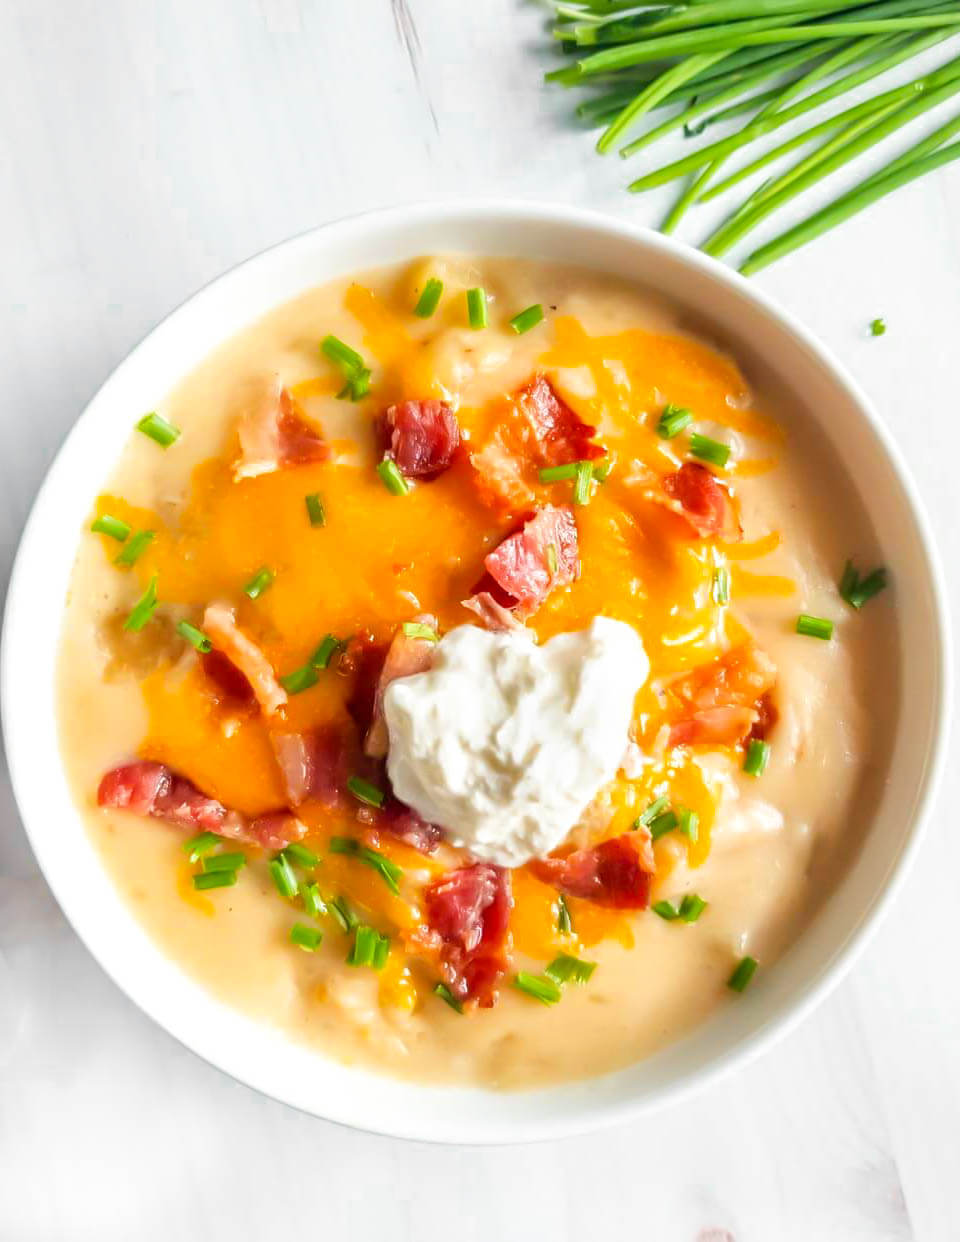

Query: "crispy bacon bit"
left=420, top=863, right=512, bottom=1007
left=659, top=462, right=741, bottom=540
left=665, top=643, right=777, bottom=748
left=342, top=632, right=389, bottom=739
left=749, top=691, right=779, bottom=742
left=381, top=400, right=460, bottom=479
left=200, top=649, right=256, bottom=706
left=484, top=505, right=579, bottom=614
left=202, top=602, right=286, bottom=717
left=97, top=761, right=170, bottom=817
left=234, top=376, right=329, bottom=480
left=378, top=799, right=444, bottom=855
left=531, top=833, right=654, bottom=910
left=516, top=374, right=605, bottom=468
left=470, top=436, right=534, bottom=512
left=364, top=616, right=438, bottom=758
left=461, top=591, right=532, bottom=636
left=270, top=724, right=349, bottom=807
left=246, top=811, right=308, bottom=851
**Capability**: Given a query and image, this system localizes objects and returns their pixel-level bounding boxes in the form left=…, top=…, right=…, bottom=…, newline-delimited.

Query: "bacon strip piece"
left=665, top=642, right=777, bottom=748
left=234, top=376, right=329, bottom=480
left=381, top=399, right=460, bottom=479
left=364, top=615, right=438, bottom=758
left=365, top=799, right=444, bottom=855
left=418, top=863, right=512, bottom=1007
left=656, top=462, right=741, bottom=540
left=461, top=591, right=532, bottom=636
left=270, top=723, right=349, bottom=808
left=97, top=761, right=306, bottom=849
left=531, top=833, right=655, bottom=910
left=516, top=374, right=606, bottom=467
left=484, top=505, right=579, bottom=614
left=203, top=602, right=287, bottom=717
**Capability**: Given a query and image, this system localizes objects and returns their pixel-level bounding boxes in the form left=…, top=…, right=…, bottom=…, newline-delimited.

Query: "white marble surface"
left=1, top=2, right=959, bottom=1238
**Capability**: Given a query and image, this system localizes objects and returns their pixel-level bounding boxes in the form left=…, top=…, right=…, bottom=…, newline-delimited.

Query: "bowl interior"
left=2, top=203, right=948, bottom=1142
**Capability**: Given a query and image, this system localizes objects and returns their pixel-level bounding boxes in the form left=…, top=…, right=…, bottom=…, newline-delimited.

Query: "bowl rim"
left=2, top=198, right=951, bottom=1144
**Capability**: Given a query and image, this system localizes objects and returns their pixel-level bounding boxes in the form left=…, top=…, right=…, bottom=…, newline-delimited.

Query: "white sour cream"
left=384, top=618, right=649, bottom=867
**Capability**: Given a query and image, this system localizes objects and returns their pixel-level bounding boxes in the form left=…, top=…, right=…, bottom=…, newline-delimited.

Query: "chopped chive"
left=657, top=403, right=693, bottom=439
left=402, top=621, right=438, bottom=642
left=346, top=777, right=386, bottom=809
left=743, top=738, right=770, bottom=777
left=513, top=971, right=562, bottom=1006
left=176, top=620, right=212, bottom=653
left=652, top=899, right=680, bottom=921
left=678, top=807, right=699, bottom=842
left=321, top=335, right=371, bottom=402
left=636, top=795, right=669, bottom=829
left=593, top=454, right=615, bottom=482
left=373, top=934, right=390, bottom=970
left=434, top=982, right=464, bottom=1013
left=466, top=287, right=488, bottom=330
left=690, top=433, right=731, bottom=469
left=243, top=566, right=274, bottom=599
left=712, top=566, right=731, bottom=605
left=123, top=574, right=159, bottom=632
left=347, top=925, right=389, bottom=969
left=290, top=922, right=323, bottom=951
left=545, top=953, right=596, bottom=985
left=136, top=412, right=181, bottom=448
left=509, top=303, right=545, bottom=335
left=182, top=831, right=221, bottom=863
left=557, top=893, right=573, bottom=935
left=201, top=852, right=246, bottom=874
left=329, top=895, right=358, bottom=932
left=309, top=634, right=343, bottom=669
left=377, top=458, right=410, bottom=496
left=538, top=461, right=580, bottom=484
left=546, top=542, right=559, bottom=576
left=302, top=882, right=327, bottom=920
left=114, top=529, right=155, bottom=567
left=650, top=809, right=679, bottom=842
left=193, top=870, right=238, bottom=891
left=414, top=277, right=444, bottom=318
left=269, top=854, right=298, bottom=899
left=869, top=317, right=887, bottom=336
left=279, top=664, right=318, bottom=695
left=91, top=514, right=131, bottom=541
left=796, top=613, right=834, bottom=640
left=727, top=955, right=759, bottom=993
left=282, top=842, right=320, bottom=869
left=305, top=493, right=326, bottom=527
left=839, top=560, right=888, bottom=609
left=330, top=835, right=401, bottom=894
left=573, top=460, right=594, bottom=506
left=679, top=894, right=708, bottom=923
left=339, top=367, right=370, bottom=402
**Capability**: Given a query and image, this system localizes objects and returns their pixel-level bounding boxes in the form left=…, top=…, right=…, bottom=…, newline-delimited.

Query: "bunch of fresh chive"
left=546, top=1, right=960, bottom=271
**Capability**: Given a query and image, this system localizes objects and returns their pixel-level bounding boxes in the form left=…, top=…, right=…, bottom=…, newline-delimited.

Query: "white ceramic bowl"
left=2, top=202, right=949, bottom=1143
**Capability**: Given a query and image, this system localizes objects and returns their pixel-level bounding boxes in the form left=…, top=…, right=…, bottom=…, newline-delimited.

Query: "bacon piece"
left=202, top=602, right=286, bottom=717
left=461, top=591, right=532, bottom=636
left=370, top=799, right=444, bottom=855
left=246, top=811, right=308, bottom=851
left=420, top=863, right=512, bottom=1007
left=484, top=505, right=578, bottom=614
left=234, top=376, right=329, bottom=480
left=381, top=400, right=460, bottom=479
left=665, top=643, right=777, bottom=748
left=516, top=374, right=605, bottom=468
left=270, top=724, right=349, bottom=807
left=470, top=436, right=534, bottom=512
left=364, top=615, right=438, bottom=758
left=342, top=632, right=389, bottom=739
left=667, top=706, right=759, bottom=749
left=200, top=649, right=256, bottom=706
left=97, top=761, right=170, bottom=817
left=531, top=833, right=654, bottom=910
left=658, top=462, right=741, bottom=540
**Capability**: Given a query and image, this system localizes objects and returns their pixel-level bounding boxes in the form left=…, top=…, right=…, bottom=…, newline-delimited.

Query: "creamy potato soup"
left=58, top=257, right=895, bottom=1088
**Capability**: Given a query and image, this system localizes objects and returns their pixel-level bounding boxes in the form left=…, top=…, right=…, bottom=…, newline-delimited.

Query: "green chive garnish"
left=321, top=335, right=371, bottom=402
left=114, top=529, right=155, bottom=567
left=137, top=412, right=181, bottom=448
left=513, top=971, right=562, bottom=1006
left=414, top=278, right=444, bottom=318
left=124, top=574, right=159, bottom=632
left=545, top=954, right=596, bottom=986
left=593, top=455, right=615, bottom=482
left=329, top=895, right=358, bottom=932
left=279, top=665, right=318, bottom=695
left=183, top=832, right=222, bottom=862
left=546, top=542, right=559, bottom=575
left=290, top=922, right=323, bottom=951
left=176, top=620, right=212, bottom=653
left=743, top=738, right=770, bottom=777
left=193, top=870, right=238, bottom=891
left=402, top=621, right=438, bottom=642
left=310, top=634, right=343, bottom=670
left=652, top=900, right=680, bottom=921
left=679, top=894, right=708, bottom=923
left=573, top=460, right=594, bottom=506
left=839, top=560, right=888, bottom=610
left=678, top=807, right=699, bottom=842
left=466, top=287, right=488, bottom=330
left=302, top=882, right=327, bottom=920
left=690, top=433, right=731, bottom=469
left=282, top=842, right=320, bottom=869
left=91, top=514, right=131, bottom=541
left=345, top=777, right=386, bottom=809
left=330, top=836, right=401, bottom=894
left=377, top=458, right=410, bottom=496
left=347, top=925, right=389, bottom=969
left=305, top=493, right=326, bottom=527
left=557, top=893, right=573, bottom=935
left=727, top=955, right=759, bottom=993
left=796, top=613, right=834, bottom=640
left=712, top=566, right=731, bottom=605
left=539, top=461, right=580, bottom=484
left=657, top=404, right=693, bottom=439
left=649, top=809, right=679, bottom=842
left=869, top=317, right=887, bottom=337
left=243, top=566, right=274, bottom=599
left=509, top=303, right=545, bottom=335
left=269, top=854, right=298, bottom=899
left=201, top=852, right=245, bottom=874
left=434, top=982, right=463, bottom=1013
left=636, top=795, right=669, bottom=829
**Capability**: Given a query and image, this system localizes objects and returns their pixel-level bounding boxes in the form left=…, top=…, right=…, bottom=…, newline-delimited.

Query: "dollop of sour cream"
left=384, top=618, right=649, bottom=867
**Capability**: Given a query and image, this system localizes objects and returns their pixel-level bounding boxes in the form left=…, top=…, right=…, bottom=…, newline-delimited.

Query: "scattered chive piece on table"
left=402, top=621, right=438, bottom=641
left=509, top=303, right=545, bottom=335
left=377, top=458, right=410, bottom=496
left=650, top=809, right=679, bottom=842
left=557, top=894, right=573, bottom=935
left=290, top=923, right=323, bottom=952
left=679, top=894, right=708, bottom=923
left=870, top=317, right=887, bottom=336
left=202, top=852, right=246, bottom=874
left=302, top=882, right=327, bottom=919
left=305, top=493, right=326, bottom=527
left=269, top=854, right=299, bottom=899
left=243, top=566, right=274, bottom=599
left=279, top=664, right=318, bottom=695
left=310, top=634, right=343, bottom=669
left=743, top=738, right=771, bottom=777
left=636, top=795, right=669, bottom=829
left=330, top=895, right=358, bottom=932
left=466, top=287, right=488, bottom=330
left=114, top=529, right=155, bottom=567
left=678, top=807, right=699, bottom=842
left=657, top=404, right=693, bottom=439
left=136, top=412, right=181, bottom=448
left=653, top=900, right=680, bottom=921
left=321, top=334, right=371, bottom=402
left=573, top=460, right=594, bottom=506
left=346, top=776, right=386, bottom=809
left=545, top=954, right=596, bottom=986
left=796, top=613, right=834, bottom=640
left=840, top=560, right=888, bottom=609
left=434, top=982, right=464, bottom=1013
left=123, top=574, right=159, bottom=632
left=689, top=432, right=730, bottom=469
left=539, top=461, right=580, bottom=484
left=414, top=278, right=444, bottom=318
left=91, top=514, right=131, bottom=541
left=282, top=842, right=320, bottom=869
left=182, top=831, right=221, bottom=862
left=193, top=870, right=239, bottom=891
left=728, top=955, right=759, bottom=993
left=712, top=566, right=731, bottom=605
left=513, top=971, right=563, bottom=1006
left=176, top=620, right=212, bottom=653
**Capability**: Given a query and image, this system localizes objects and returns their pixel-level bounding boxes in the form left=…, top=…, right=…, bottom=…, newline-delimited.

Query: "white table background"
left=1, top=3, right=958, bottom=1238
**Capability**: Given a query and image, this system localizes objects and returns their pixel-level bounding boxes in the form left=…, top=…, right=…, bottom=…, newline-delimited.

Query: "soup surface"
left=57, top=256, right=895, bottom=1087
